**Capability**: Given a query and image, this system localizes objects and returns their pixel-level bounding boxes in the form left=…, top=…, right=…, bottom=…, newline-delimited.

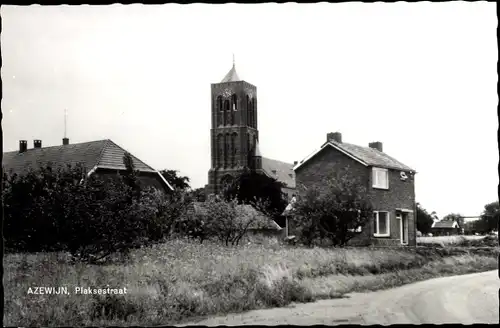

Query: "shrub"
left=2, top=159, right=183, bottom=262
left=292, top=168, right=373, bottom=247
left=223, top=169, right=289, bottom=221
left=90, top=294, right=139, bottom=321
left=203, top=197, right=261, bottom=246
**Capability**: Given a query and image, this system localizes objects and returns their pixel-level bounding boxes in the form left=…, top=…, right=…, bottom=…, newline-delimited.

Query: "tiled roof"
left=190, top=202, right=282, bottom=231
left=221, top=64, right=241, bottom=83
left=262, top=157, right=296, bottom=189
left=3, top=139, right=157, bottom=176
left=296, top=140, right=414, bottom=172
left=431, top=221, right=460, bottom=229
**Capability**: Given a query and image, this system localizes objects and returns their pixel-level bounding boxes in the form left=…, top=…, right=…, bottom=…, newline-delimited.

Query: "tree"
left=479, top=201, right=499, bottom=233
left=188, top=187, right=206, bottom=202
left=416, top=203, right=435, bottom=235
left=223, top=169, right=288, bottom=221
left=292, top=170, right=373, bottom=247
left=160, top=169, right=190, bottom=191
left=462, top=219, right=482, bottom=235
left=202, top=196, right=262, bottom=246
left=2, top=162, right=176, bottom=262
left=122, top=152, right=141, bottom=202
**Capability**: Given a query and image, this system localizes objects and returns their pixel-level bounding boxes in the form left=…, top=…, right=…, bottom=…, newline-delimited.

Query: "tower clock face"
left=222, top=88, right=232, bottom=98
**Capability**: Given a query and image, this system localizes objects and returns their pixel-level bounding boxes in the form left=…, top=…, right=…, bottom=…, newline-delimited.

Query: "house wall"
left=295, top=146, right=369, bottom=193
left=294, top=146, right=416, bottom=246
left=292, top=146, right=369, bottom=241
left=368, top=168, right=416, bottom=246
left=281, top=186, right=296, bottom=201
left=431, top=227, right=461, bottom=236
left=95, top=169, right=171, bottom=194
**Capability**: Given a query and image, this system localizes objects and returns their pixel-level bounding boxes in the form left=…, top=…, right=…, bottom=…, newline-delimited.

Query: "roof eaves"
left=157, top=171, right=175, bottom=191
left=368, top=163, right=416, bottom=173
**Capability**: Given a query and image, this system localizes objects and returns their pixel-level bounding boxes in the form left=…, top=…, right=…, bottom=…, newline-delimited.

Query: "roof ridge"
left=332, top=141, right=413, bottom=171
left=261, top=156, right=294, bottom=167
left=3, top=139, right=110, bottom=155
left=94, top=139, right=112, bottom=169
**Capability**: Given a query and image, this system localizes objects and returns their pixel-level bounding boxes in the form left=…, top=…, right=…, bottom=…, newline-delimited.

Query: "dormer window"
left=372, top=167, right=389, bottom=189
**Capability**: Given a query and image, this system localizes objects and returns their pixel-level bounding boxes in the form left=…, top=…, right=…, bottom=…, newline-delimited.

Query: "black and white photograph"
left=1, top=2, right=498, bottom=326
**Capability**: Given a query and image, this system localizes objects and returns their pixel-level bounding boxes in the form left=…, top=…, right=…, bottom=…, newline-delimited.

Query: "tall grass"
left=5, top=238, right=498, bottom=326
left=418, top=235, right=498, bottom=247
left=418, top=235, right=485, bottom=245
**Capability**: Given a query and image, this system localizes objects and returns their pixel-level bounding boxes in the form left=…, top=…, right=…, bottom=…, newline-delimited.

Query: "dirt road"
left=182, top=270, right=499, bottom=325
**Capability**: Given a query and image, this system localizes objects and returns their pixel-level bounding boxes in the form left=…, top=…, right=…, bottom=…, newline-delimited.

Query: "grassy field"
left=4, top=238, right=499, bottom=326
left=417, top=235, right=485, bottom=244
left=417, top=235, right=498, bottom=247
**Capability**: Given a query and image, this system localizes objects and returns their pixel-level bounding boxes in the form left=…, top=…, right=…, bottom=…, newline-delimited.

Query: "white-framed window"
left=373, top=211, right=390, bottom=237
left=372, top=167, right=389, bottom=189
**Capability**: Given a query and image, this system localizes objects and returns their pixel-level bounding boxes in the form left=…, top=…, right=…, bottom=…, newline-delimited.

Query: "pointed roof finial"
left=221, top=54, right=241, bottom=83
left=64, top=109, right=67, bottom=138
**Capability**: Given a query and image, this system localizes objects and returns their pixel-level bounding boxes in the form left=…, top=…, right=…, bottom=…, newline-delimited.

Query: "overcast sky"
left=1, top=3, right=497, bottom=217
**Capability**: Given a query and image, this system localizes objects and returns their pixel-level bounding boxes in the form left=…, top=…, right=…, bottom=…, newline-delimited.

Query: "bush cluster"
left=2, top=161, right=186, bottom=263
left=2, top=158, right=273, bottom=260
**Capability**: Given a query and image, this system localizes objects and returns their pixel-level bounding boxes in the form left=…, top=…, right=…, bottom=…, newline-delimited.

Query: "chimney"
left=63, top=137, right=69, bottom=145
left=33, top=139, right=42, bottom=149
left=293, top=161, right=298, bottom=165
left=19, top=140, right=28, bottom=153
left=327, top=132, right=342, bottom=143
left=369, top=141, right=383, bottom=152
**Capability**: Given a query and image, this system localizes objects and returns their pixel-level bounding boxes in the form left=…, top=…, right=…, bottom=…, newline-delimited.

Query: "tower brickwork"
left=206, top=62, right=263, bottom=196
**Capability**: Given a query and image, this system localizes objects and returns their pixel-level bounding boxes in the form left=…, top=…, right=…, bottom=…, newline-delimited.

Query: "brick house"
left=3, top=138, right=174, bottom=193
left=293, top=132, right=417, bottom=246
left=431, top=220, right=461, bottom=236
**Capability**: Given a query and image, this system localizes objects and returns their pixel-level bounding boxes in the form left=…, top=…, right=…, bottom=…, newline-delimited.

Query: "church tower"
left=206, top=59, right=264, bottom=196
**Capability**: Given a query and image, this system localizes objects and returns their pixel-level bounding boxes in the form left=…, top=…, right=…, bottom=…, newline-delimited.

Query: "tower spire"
left=62, top=109, right=70, bottom=145
left=64, top=109, right=67, bottom=138
left=221, top=54, right=241, bottom=83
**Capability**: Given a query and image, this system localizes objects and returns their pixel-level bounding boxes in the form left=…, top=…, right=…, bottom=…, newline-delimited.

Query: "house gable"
left=295, top=140, right=414, bottom=173
left=431, top=221, right=460, bottom=229
left=294, top=143, right=368, bottom=172
left=294, top=143, right=369, bottom=193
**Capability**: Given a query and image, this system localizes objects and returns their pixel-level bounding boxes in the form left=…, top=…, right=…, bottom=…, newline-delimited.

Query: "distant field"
left=417, top=235, right=486, bottom=245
